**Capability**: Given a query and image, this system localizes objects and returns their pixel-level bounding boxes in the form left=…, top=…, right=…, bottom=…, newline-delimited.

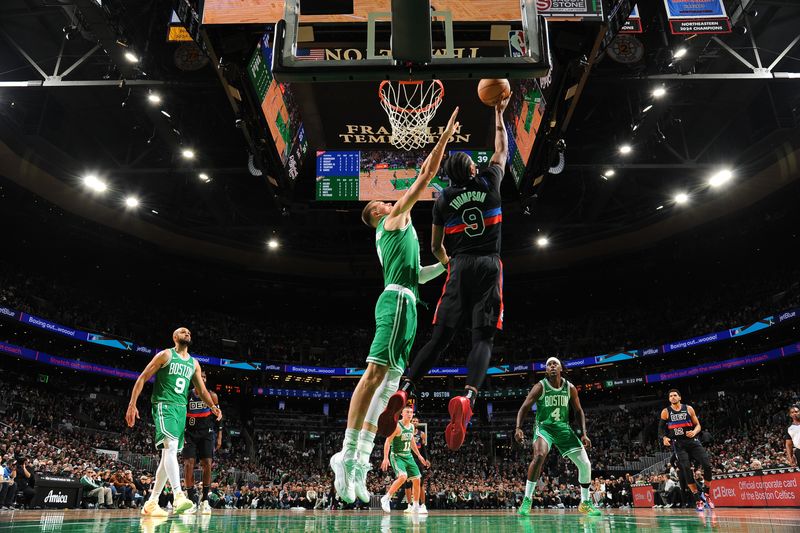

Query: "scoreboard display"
left=315, top=150, right=493, bottom=202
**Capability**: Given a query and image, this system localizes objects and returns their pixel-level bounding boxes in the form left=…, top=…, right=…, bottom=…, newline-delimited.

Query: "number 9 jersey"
left=150, top=348, right=195, bottom=452
left=433, top=162, right=503, bottom=257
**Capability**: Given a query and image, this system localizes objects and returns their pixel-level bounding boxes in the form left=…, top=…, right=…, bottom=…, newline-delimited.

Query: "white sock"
left=162, top=439, right=184, bottom=497
left=148, top=455, right=168, bottom=503
left=525, top=480, right=535, bottom=499
left=581, top=486, right=590, bottom=502
left=342, top=428, right=359, bottom=461
left=356, top=429, right=376, bottom=464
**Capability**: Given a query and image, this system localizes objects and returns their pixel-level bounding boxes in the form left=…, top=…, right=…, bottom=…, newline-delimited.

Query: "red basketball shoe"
left=377, top=390, right=407, bottom=437
left=445, top=396, right=473, bottom=451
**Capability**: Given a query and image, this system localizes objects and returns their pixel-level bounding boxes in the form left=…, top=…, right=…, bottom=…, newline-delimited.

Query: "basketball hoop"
left=379, top=80, right=444, bottom=151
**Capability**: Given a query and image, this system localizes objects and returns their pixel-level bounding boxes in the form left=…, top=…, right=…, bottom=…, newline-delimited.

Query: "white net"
left=379, top=80, right=444, bottom=151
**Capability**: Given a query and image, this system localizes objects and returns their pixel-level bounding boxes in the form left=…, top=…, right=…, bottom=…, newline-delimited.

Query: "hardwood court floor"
left=1, top=507, right=800, bottom=532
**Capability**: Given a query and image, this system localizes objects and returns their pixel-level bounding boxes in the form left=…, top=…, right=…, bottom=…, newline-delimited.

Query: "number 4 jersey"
left=433, top=163, right=503, bottom=257
left=152, top=348, right=195, bottom=405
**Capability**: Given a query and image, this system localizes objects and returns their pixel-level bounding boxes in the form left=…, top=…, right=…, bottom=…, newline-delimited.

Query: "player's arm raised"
left=382, top=426, right=400, bottom=471
left=411, top=435, right=430, bottom=467
left=686, top=406, right=701, bottom=438
left=489, top=94, right=510, bottom=167
left=388, top=107, right=460, bottom=218
left=126, top=350, right=170, bottom=427
left=192, top=360, right=222, bottom=421
left=659, top=408, right=671, bottom=447
left=515, top=382, right=543, bottom=443
left=569, top=384, right=591, bottom=449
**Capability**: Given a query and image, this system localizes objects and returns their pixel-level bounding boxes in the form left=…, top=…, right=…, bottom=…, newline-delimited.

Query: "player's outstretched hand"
left=662, top=436, right=671, bottom=447
left=581, top=435, right=592, bottom=449
left=443, top=107, right=460, bottom=138
left=514, top=428, right=525, bottom=444
left=496, top=92, right=512, bottom=113
left=125, top=404, right=139, bottom=428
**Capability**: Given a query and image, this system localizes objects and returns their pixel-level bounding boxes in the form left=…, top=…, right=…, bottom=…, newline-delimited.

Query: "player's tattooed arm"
left=569, top=384, right=591, bottom=449
left=686, top=405, right=701, bottom=438
left=126, top=350, right=170, bottom=427
left=515, top=382, right=543, bottom=443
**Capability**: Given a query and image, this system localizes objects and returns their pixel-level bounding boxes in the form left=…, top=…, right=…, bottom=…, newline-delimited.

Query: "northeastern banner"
left=662, top=0, right=731, bottom=35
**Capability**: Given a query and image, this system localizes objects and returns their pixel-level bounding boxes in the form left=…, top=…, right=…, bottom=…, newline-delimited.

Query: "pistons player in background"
left=659, top=389, right=714, bottom=511
left=184, top=370, right=223, bottom=514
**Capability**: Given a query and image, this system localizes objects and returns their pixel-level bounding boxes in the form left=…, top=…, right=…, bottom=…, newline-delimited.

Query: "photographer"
left=15, top=457, right=35, bottom=507
left=0, top=458, right=17, bottom=510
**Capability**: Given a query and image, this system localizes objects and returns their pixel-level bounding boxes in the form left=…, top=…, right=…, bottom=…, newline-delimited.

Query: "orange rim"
left=378, top=80, right=445, bottom=114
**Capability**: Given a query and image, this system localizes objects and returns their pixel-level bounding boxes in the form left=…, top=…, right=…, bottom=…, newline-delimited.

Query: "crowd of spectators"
left=1, top=261, right=797, bottom=371
left=0, top=368, right=797, bottom=512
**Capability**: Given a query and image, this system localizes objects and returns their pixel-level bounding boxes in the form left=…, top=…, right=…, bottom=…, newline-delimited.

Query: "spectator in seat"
left=80, top=469, right=112, bottom=508
left=0, top=458, right=18, bottom=510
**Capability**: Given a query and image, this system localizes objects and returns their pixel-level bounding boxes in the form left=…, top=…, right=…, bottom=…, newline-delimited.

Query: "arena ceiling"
left=0, top=0, right=799, bottom=275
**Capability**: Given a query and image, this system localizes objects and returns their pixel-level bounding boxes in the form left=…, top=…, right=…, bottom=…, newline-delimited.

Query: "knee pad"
left=365, top=369, right=402, bottom=427
left=566, top=448, right=592, bottom=485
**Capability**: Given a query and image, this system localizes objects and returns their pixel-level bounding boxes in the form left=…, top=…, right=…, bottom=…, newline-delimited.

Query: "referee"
left=183, top=370, right=222, bottom=514
left=785, top=405, right=800, bottom=467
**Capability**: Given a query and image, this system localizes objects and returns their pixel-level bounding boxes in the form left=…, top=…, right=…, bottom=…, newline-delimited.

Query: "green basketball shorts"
left=152, top=402, right=187, bottom=452
left=366, top=286, right=417, bottom=373
left=390, top=453, right=421, bottom=480
left=534, top=422, right=584, bottom=457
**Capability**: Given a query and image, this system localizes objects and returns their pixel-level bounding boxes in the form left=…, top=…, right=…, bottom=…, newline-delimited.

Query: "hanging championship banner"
left=620, top=4, right=642, bottom=34
left=662, top=0, right=731, bottom=35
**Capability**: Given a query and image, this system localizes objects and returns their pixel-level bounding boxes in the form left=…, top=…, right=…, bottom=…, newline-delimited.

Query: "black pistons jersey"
left=187, top=389, right=215, bottom=431
left=433, top=163, right=503, bottom=257
left=666, top=403, right=694, bottom=440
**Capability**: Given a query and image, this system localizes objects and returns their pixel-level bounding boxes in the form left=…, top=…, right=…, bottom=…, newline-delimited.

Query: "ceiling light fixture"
left=619, top=144, right=632, bottom=155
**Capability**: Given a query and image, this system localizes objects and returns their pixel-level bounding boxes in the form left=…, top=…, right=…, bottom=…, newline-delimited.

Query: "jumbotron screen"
left=315, top=149, right=492, bottom=201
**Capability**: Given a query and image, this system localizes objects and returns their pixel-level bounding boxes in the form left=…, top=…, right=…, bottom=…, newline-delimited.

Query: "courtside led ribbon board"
left=620, top=4, right=642, bottom=34
left=662, top=0, right=731, bottom=35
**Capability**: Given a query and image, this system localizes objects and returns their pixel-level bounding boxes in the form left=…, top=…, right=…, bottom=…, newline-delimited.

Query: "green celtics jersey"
left=392, top=421, right=415, bottom=456
left=535, top=378, right=571, bottom=427
left=151, top=349, right=195, bottom=405
left=376, top=217, right=420, bottom=298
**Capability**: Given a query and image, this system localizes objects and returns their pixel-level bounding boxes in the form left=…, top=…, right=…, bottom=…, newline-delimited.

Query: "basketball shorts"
left=152, top=402, right=187, bottom=451
left=366, top=288, right=417, bottom=373
left=534, top=422, right=583, bottom=457
left=673, top=438, right=710, bottom=467
left=183, top=426, right=216, bottom=460
left=390, top=453, right=420, bottom=480
left=433, top=254, right=503, bottom=330
left=405, top=456, right=428, bottom=488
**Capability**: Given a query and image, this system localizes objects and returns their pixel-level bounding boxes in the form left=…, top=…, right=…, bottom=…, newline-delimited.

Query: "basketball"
left=478, top=78, right=511, bottom=106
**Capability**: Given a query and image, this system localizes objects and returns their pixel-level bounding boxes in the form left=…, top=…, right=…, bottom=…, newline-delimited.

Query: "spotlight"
left=198, top=173, right=211, bottom=182
left=642, top=105, right=653, bottom=113
left=82, top=175, right=107, bottom=193
left=652, top=87, right=667, bottom=98
left=536, top=236, right=549, bottom=247
left=619, top=144, right=632, bottom=155
left=267, top=239, right=279, bottom=249
left=147, top=93, right=161, bottom=104
left=673, top=47, right=687, bottom=59
left=181, top=149, right=195, bottom=159
left=602, top=169, right=615, bottom=178
left=656, top=205, right=664, bottom=210
left=160, top=110, right=171, bottom=118
left=709, top=169, right=733, bottom=188
left=674, top=192, right=689, bottom=204
left=124, top=196, right=139, bottom=208
left=124, top=52, right=139, bottom=63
